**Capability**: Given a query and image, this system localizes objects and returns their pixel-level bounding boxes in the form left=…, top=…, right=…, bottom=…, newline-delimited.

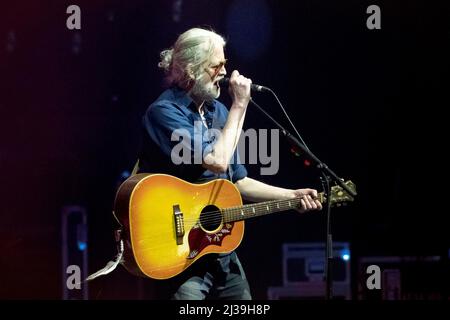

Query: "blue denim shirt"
left=138, top=86, right=247, bottom=183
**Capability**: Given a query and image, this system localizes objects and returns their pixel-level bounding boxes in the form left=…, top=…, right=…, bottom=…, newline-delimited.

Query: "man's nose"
left=220, top=65, right=227, bottom=77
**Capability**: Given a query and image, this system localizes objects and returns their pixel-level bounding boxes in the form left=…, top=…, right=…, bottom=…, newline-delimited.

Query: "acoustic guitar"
left=113, top=173, right=355, bottom=280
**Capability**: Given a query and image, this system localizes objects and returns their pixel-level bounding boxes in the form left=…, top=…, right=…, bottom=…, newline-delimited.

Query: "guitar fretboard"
left=222, top=198, right=304, bottom=223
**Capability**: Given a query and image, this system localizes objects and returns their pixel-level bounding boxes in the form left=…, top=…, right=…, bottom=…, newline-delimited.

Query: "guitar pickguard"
left=187, top=223, right=234, bottom=259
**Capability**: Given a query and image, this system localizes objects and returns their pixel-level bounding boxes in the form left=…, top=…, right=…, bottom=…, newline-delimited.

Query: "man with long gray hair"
left=136, top=27, right=322, bottom=300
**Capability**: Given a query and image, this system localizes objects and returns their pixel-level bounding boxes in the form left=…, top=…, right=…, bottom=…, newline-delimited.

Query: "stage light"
left=341, top=249, right=350, bottom=261
left=77, top=241, right=87, bottom=251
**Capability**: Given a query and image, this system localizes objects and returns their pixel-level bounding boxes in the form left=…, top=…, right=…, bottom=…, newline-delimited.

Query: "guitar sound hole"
left=199, top=205, right=222, bottom=232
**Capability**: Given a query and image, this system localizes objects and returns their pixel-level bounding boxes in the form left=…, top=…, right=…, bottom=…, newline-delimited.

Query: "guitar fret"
left=225, top=198, right=305, bottom=223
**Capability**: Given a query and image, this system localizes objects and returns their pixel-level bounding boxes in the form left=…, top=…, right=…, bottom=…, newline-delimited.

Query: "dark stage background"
left=1, top=0, right=449, bottom=299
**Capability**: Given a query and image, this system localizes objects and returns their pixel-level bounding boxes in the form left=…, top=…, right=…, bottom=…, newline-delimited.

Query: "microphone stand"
left=248, top=98, right=357, bottom=300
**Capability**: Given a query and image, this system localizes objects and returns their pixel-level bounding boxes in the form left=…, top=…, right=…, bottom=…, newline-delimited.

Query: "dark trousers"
left=152, top=252, right=251, bottom=300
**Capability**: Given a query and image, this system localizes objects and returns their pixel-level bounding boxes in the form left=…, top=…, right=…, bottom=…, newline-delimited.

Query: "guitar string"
left=123, top=198, right=343, bottom=252
left=144, top=200, right=308, bottom=233
left=131, top=203, right=302, bottom=242
left=131, top=198, right=306, bottom=241
left=128, top=191, right=329, bottom=226
left=128, top=206, right=286, bottom=251
left=186, top=192, right=329, bottom=224
left=182, top=197, right=304, bottom=223
left=128, top=201, right=309, bottom=249
left=169, top=197, right=304, bottom=225
left=127, top=187, right=340, bottom=226
left=133, top=208, right=278, bottom=240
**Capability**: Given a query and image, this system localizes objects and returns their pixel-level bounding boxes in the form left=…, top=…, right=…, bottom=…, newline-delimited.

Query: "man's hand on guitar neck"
left=235, top=177, right=322, bottom=214
left=290, top=188, right=323, bottom=213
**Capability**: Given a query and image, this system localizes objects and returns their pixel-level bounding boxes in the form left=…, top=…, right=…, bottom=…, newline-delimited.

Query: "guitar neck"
left=222, top=192, right=325, bottom=223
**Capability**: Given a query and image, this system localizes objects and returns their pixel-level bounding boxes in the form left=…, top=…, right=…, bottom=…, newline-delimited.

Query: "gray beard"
left=190, top=81, right=218, bottom=104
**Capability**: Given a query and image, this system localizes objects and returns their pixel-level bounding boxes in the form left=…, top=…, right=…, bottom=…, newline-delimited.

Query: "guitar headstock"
left=318, top=181, right=356, bottom=207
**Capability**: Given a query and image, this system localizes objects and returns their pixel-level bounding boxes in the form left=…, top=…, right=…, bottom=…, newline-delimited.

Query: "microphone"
left=218, top=77, right=270, bottom=92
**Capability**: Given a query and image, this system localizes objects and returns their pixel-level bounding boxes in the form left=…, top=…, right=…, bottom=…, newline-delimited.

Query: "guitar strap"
left=85, top=160, right=140, bottom=282
left=131, top=159, right=140, bottom=176
left=85, top=235, right=124, bottom=282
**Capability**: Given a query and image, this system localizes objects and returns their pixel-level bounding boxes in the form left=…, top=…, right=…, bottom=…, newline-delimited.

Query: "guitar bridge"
left=173, top=204, right=185, bottom=245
